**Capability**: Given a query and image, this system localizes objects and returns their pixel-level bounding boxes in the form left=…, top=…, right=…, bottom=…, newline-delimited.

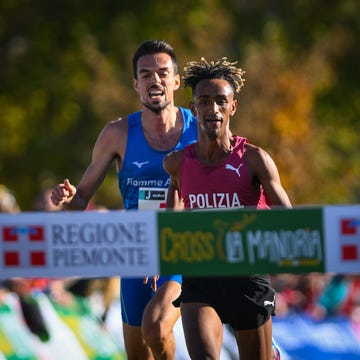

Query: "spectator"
left=0, top=184, right=20, bottom=213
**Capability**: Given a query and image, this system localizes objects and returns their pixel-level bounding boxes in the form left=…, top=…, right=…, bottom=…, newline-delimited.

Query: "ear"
left=190, top=100, right=197, bottom=117
left=173, top=74, right=180, bottom=91
left=133, top=78, right=139, bottom=93
left=230, top=99, right=238, bottom=116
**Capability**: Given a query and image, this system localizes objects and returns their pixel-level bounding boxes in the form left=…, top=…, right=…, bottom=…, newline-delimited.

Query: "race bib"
left=138, top=187, right=167, bottom=210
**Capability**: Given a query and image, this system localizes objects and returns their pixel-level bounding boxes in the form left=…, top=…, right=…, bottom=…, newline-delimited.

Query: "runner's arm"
left=51, top=120, right=125, bottom=209
left=245, top=144, right=292, bottom=208
left=163, top=150, right=184, bottom=210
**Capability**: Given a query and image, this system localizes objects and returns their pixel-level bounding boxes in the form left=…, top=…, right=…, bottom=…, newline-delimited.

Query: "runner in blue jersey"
left=118, top=106, right=196, bottom=211
left=51, top=40, right=197, bottom=360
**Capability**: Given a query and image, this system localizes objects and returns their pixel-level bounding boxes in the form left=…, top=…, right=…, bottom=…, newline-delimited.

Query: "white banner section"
left=0, top=210, right=159, bottom=278
left=324, top=205, right=360, bottom=273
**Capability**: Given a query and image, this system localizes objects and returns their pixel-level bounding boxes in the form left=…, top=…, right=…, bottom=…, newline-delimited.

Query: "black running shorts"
left=180, top=275, right=276, bottom=330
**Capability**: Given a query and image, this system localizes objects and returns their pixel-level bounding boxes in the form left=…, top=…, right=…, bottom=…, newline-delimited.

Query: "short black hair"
left=183, top=57, right=245, bottom=94
left=132, top=40, right=178, bottom=79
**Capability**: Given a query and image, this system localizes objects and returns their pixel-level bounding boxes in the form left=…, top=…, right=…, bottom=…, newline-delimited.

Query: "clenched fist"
left=51, top=179, right=76, bottom=206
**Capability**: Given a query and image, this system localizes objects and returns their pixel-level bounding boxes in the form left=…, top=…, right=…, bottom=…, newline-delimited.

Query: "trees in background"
left=0, top=0, right=359, bottom=209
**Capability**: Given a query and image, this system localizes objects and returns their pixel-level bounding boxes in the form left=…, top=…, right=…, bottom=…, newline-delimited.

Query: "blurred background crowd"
left=272, top=273, right=360, bottom=324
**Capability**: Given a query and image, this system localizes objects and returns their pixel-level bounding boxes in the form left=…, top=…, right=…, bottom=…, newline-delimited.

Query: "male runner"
left=51, top=40, right=198, bottom=360
left=163, top=57, right=291, bottom=359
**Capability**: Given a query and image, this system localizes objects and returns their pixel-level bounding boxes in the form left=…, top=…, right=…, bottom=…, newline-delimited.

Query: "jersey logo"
left=225, top=163, right=243, bottom=177
left=132, top=161, right=150, bottom=168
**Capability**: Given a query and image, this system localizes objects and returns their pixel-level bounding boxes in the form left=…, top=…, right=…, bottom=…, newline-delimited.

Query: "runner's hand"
left=143, top=275, right=160, bottom=291
left=51, top=179, right=76, bottom=206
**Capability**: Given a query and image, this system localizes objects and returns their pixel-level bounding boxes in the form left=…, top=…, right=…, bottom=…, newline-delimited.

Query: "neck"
left=196, top=133, right=234, bottom=165
left=142, top=104, right=178, bottom=133
left=141, top=105, right=183, bottom=151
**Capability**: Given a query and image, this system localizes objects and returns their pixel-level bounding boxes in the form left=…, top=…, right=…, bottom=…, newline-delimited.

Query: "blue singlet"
left=118, top=107, right=197, bottom=326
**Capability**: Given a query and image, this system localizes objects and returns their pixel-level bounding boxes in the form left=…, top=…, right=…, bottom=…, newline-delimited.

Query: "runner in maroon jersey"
left=163, top=57, right=292, bottom=360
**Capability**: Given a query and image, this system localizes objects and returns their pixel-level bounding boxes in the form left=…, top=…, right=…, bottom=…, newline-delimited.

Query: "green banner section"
left=158, top=208, right=325, bottom=275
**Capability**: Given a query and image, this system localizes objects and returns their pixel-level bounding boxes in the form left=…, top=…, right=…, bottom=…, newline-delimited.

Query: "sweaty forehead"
left=137, top=53, right=174, bottom=73
left=194, top=78, right=234, bottom=98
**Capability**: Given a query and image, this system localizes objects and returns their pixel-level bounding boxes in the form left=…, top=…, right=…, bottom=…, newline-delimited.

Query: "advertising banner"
left=1, top=205, right=359, bottom=277
left=0, top=210, right=158, bottom=278
left=158, top=207, right=325, bottom=276
left=324, top=205, right=360, bottom=273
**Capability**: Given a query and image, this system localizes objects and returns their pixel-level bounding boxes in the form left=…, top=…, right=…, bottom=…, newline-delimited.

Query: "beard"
left=142, top=99, right=171, bottom=114
left=200, top=123, right=221, bottom=140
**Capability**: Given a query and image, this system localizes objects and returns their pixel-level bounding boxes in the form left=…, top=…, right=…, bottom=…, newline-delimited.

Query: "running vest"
left=118, top=107, right=197, bottom=210
left=180, top=135, right=271, bottom=210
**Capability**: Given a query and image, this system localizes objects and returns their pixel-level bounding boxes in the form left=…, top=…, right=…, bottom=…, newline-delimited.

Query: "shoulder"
left=106, top=116, right=128, bottom=131
left=244, top=142, right=278, bottom=176
left=244, top=142, right=277, bottom=170
left=93, top=117, right=129, bottom=159
left=244, top=142, right=270, bottom=162
left=163, top=149, right=185, bottom=175
left=100, top=117, right=128, bottom=140
left=164, top=148, right=184, bottom=164
left=178, top=106, right=191, bottom=114
left=179, top=107, right=196, bottom=121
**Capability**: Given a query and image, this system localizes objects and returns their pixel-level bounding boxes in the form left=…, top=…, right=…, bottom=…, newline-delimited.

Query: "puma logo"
left=225, top=163, right=243, bottom=177
left=132, top=161, right=150, bottom=168
left=264, top=297, right=275, bottom=307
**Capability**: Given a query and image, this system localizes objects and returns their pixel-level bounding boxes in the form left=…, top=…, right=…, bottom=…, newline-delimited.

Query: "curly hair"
left=183, top=57, right=245, bottom=93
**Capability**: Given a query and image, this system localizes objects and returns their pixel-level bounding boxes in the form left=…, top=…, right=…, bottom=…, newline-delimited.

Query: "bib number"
left=138, top=187, right=167, bottom=210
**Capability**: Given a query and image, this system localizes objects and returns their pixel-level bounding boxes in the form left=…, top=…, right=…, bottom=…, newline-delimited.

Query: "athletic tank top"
left=118, top=107, right=197, bottom=210
left=180, top=135, right=271, bottom=210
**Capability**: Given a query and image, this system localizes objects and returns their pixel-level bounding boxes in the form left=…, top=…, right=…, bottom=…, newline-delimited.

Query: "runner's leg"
left=181, top=302, right=223, bottom=359
left=142, top=280, right=181, bottom=359
left=234, top=317, right=273, bottom=360
left=121, top=277, right=153, bottom=360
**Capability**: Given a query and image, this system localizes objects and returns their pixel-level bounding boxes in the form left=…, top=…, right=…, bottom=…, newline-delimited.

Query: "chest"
left=144, top=129, right=182, bottom=151
left=183, top=154, right=250, bottom=191
left=179, top=152, right=263, bottom=209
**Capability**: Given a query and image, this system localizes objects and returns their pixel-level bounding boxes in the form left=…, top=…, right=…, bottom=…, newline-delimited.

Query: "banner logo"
left=340, top=218, right=359, bottom=261
left=160, top=211, right=323, bottom=273
left=2, top=225, right=46, bottom=267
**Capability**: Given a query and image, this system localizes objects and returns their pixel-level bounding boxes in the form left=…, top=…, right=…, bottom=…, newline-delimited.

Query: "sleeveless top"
left=180, top=135, right=271, bottom=210
left=118, top=107, right=197, bottom=210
